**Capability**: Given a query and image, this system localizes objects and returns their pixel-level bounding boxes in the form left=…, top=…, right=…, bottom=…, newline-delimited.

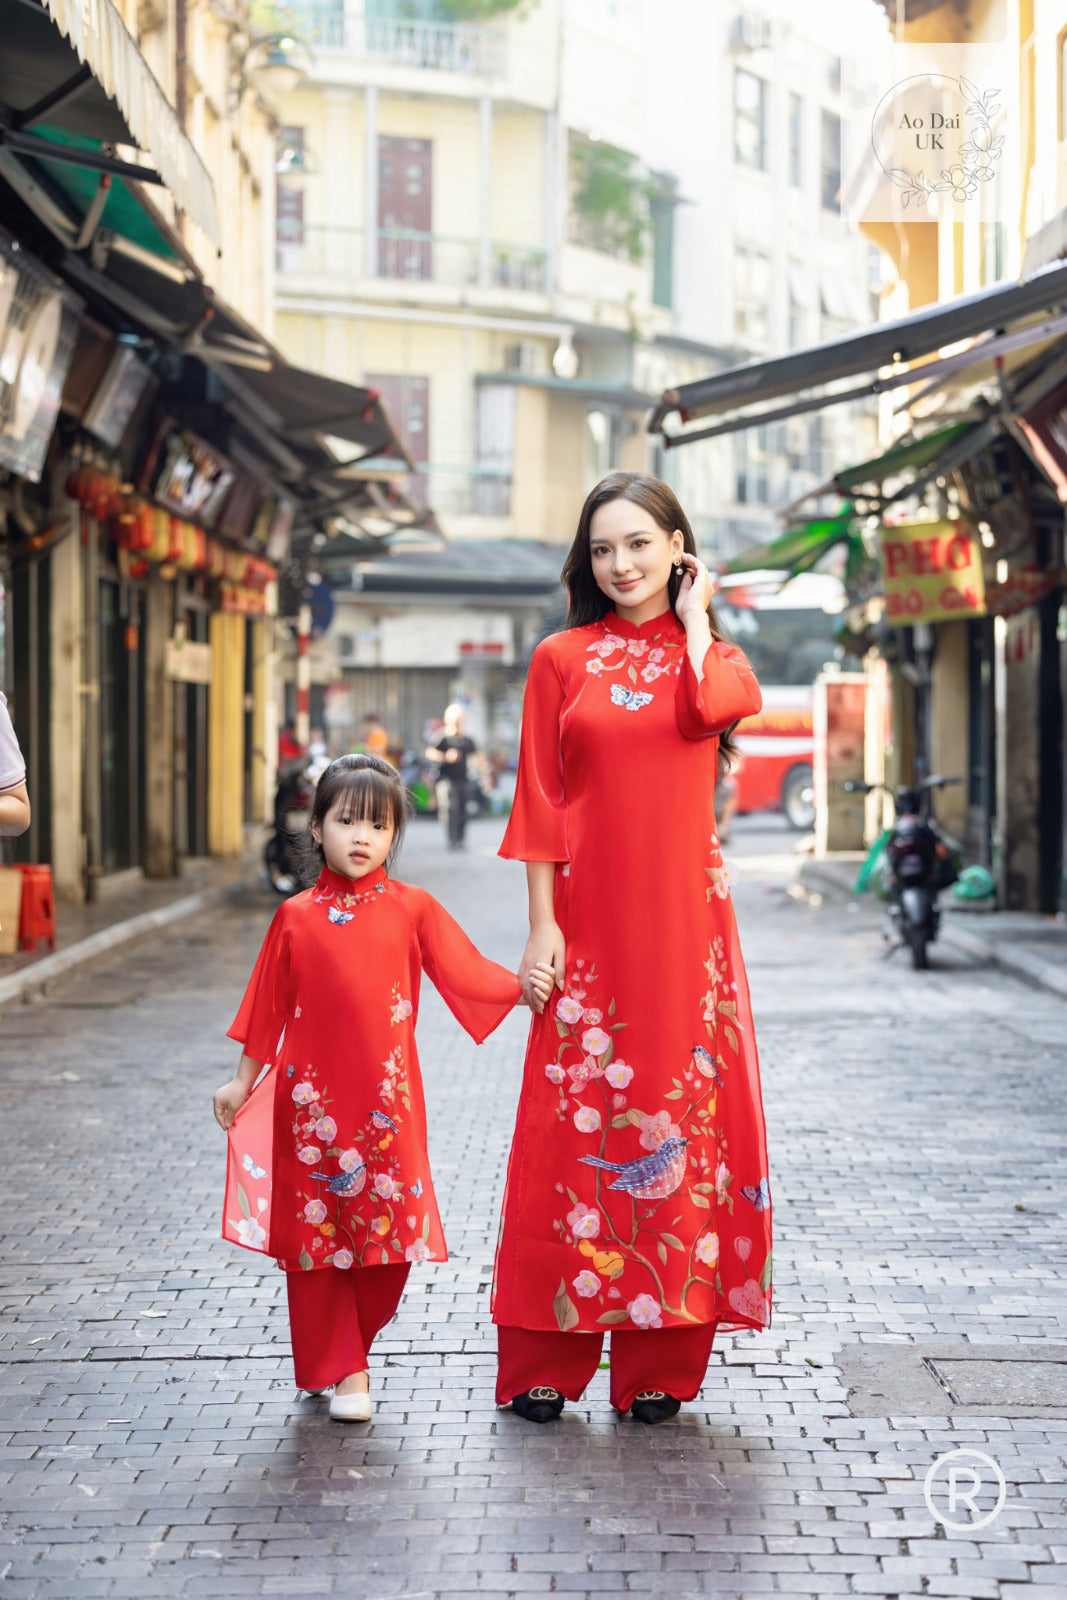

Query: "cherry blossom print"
left=567, top=1054, right=604, bottom=1089
left=338, top=1147, right=363, bottom=1172
left=627, top=1293, right=664, bottom=1329
left=638, top=1110, right=682, bottom=1151
left=582, top=1007, right=603, bottom=1024
left=373, top=1174, right=400, bottom=1200
left=370, top=1215, right=390, bottom=1238
left=566, top=1202, right=601, bottom=1240
left=234, top=1216, right=267, bottom=1249
left=331, top=1249, right=354, bottom=1270
left=715, top=1160, right=732, bottom=1204
left=291, top=1082, right=316, bottom=1105
left=612, top=1093, right=628, bottom=1111
left=314, top=1116, right=337, bottom=1143
left=734, top=1235, right=752, bottom=1265
left=728, top=1279, right=769, bottom=1323
left=303, top=1199, right=328, bottom=1225
left=573, top=1270, right=600, bottom=1298
left=544, top=1064, right=566, bottom=1085
left=580, top=1026, right=611, bottom=1057
left=405, top=1239, right=435, bottom=1263
left=695, top=1231, right=719, bottom=1266
left=297, top=1145, right=322, bottom=1165
left=573, top=1105, right=602, bottom=1134
left=585, top=658, right=606, bottom=675
left=391, top=997, right=413, bottom=1024
left=605, top=1061, right=634, bottom=1089
left=556, top=995, right=584, bottom=1024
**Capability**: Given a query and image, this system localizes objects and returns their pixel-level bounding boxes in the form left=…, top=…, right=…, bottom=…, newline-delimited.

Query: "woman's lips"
left=614, top=578, right=640, bottom=591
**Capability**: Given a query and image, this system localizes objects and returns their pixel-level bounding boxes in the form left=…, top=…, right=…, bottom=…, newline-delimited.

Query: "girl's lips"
left=614, top=578, right=641, bottom=590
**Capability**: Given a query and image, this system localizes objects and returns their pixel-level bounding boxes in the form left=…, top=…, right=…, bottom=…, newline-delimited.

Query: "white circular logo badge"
left=924, top=1448, right=1006, bottom=1531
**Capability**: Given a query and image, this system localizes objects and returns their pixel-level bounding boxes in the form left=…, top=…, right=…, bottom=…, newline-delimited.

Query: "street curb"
left=0, top=880, right=242, bottom=1010
left=799, top=857, right=1067, bottom=1001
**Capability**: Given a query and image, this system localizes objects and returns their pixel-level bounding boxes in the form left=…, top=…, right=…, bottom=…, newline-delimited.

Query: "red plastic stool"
left=18, top=865, right=55, bottom=952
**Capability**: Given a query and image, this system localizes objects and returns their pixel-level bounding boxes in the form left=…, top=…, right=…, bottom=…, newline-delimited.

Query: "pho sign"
left=880, top=518, right=986, bottom=626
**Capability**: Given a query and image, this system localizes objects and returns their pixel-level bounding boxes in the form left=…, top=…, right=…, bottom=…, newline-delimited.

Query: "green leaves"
left=236, top=1183, right=250, bottom=1220
left=759, top=1250, right=773, bottom=1292
left=597, top=1309, right=630, bottom=1326
left=298, top=1246, right=314, bottom=1271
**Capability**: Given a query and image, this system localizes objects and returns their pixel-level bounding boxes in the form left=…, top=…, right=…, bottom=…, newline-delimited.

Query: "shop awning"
left=650, top=259, right=1067, bottom=446
left=215, top=364, right=414, bottom=469
left=720, top=514, right=857, bottom=580
left=0, top=0, right=219, bottom=247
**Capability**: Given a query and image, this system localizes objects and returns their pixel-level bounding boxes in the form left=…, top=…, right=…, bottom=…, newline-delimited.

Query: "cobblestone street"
left=1, top=817, right=1065, bottom=1599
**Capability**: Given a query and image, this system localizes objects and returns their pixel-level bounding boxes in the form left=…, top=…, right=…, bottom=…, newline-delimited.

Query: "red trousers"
left=496, top=1321, right=718, bottom=1414
left=285, top=1263, right=409, bottom=1392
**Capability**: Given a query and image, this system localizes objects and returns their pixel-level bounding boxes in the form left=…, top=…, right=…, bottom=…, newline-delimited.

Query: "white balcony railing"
left=284, top=5, right=506, bottom=76
left=276, top=223, right=548, bottom=294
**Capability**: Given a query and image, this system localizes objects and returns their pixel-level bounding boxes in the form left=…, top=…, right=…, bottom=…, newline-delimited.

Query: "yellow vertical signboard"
left=879, top=519, right=987, bottom=626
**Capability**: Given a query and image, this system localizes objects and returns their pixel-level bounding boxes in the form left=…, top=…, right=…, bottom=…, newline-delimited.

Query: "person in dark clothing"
left=426, top=703, right=477, bottom=849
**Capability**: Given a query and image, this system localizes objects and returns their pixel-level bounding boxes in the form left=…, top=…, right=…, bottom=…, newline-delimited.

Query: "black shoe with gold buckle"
left=631, top=1390, right=681, bottom=1424
left=511, top=1386, right=565, bottom=1422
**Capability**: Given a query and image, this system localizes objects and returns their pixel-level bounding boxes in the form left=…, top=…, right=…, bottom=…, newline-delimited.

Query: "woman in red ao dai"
left=493, top=472, right=773, bottom=1425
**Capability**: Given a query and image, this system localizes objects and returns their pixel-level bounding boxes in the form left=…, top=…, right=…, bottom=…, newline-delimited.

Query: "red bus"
left=716, top=573, right=850, bottom=830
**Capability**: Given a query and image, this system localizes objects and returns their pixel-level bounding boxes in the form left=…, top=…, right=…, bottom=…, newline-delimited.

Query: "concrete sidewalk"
left=0, top=848, right=258, bottom=1012
left=799, top=851, right=1067, bottom=1000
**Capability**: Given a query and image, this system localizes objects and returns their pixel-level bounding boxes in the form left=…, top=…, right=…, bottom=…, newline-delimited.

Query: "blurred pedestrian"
left=426, top=702, right=476, bottom=849
left=213, top=753, right=548, bottom=1423
left=361, top=712, right=390, bottom=761
left=0, top=689, right=30, bottom=837
left=278, top=722, right=302, bottom=764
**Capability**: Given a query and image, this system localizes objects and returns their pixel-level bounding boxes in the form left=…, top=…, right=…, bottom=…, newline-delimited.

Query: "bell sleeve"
left=499, top=639, right=568, bottom=862
left=227, top=907, right=292, bottom=1065
left=676, top=639, right=762, bottom=741
left=416, top=890, right=522, bottom=1044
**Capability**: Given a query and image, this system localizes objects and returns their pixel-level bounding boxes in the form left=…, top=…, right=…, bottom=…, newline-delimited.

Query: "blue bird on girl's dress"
left=578, top=1137, right=690, bottom=1200
left=311, top=1163, right=367, bottom=1196
left=370, top=1110, right=398, bottom=1132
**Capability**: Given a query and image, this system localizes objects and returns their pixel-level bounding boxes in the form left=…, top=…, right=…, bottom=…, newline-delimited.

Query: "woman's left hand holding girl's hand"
left=522, top=960, right=556, bottom=1014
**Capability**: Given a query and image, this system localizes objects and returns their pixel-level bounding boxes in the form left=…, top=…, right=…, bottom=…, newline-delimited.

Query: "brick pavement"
left=1, top=817, right=1065, bottom=1599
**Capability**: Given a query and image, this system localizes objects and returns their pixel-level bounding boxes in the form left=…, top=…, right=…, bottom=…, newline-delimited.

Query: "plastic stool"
left=18, top=864, right=55, bottom=952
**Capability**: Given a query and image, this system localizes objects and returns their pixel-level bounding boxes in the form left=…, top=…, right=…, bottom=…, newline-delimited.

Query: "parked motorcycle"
left=265, top=758, right=317, bottom=894
left=845, top=775, right=963, bottom=969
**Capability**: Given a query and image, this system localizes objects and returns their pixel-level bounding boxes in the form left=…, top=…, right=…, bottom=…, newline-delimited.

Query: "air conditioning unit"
left=728, top=12, right=770, bottom=52
left=504, top=339, right=546, bottom=376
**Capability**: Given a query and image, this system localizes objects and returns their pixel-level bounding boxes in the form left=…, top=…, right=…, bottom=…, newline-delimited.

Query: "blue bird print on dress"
left=311, top=1163, right=367, bottom=1196
left=370, top=1110, right=398, bottom=1133
left=578, top=1136, right=690, bottom=1200
left=739, top=1176, right=771, bottom=1211
left=328, top=905, right=354, bottom=926
left=692, top=1044, right=724, bottom=1086
left=610, top=683, right=654, bottom=712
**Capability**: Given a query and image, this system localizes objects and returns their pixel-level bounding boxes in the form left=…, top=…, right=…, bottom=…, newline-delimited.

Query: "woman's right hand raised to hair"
left=519, top=923, right=566, bottom=1013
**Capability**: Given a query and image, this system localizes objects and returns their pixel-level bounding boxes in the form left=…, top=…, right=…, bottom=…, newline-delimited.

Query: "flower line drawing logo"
left=874, top=76, right=1003, bottom=210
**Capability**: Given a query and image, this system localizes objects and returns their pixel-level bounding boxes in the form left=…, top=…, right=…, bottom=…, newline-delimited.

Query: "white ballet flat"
left=329, top=1387, right=373, bottom=1422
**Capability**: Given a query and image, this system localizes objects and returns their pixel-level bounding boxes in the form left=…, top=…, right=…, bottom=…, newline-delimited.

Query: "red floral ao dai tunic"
left=223, top=865, right=520, bottom=1273
left=493, top=609, right=773, bottom=1336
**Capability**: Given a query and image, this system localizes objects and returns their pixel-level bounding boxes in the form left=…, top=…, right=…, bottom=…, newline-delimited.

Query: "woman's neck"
left=611, top=587, right=672, bottom=628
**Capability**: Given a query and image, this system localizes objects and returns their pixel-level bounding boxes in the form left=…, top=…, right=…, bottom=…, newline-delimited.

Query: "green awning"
left=30, top=128, right=181, bottom=261
left=832, top=422, right=974, bottom=494
left=721, top=514, right=856, bottom=578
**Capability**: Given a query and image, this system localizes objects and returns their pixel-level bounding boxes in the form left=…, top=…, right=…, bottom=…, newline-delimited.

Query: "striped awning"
left=41, top=0, right=220, bottom=247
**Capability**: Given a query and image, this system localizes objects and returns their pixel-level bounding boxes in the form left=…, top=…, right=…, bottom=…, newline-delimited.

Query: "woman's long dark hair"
left=558, top=471, right=741, bottom=771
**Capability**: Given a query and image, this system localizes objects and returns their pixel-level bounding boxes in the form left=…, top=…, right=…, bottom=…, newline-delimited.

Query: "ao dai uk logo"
left=871, top=74, right=1003, bottom=211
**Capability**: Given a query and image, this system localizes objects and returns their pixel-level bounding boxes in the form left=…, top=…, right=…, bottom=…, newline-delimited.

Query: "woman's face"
left=314, top=793, right=395, bottom=881
left=588, top=498, right=683, bottom=617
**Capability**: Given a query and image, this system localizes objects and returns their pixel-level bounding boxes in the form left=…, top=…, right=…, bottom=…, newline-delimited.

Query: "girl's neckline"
left=603, top=608, right=684, bottom=640
left=315, top=863, right=389, bottom=900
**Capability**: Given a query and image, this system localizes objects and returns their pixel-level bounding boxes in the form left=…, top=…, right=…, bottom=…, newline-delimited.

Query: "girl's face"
left=313, top=793, right=395, bottom=881
left=588, top=499, right=683, bottom=621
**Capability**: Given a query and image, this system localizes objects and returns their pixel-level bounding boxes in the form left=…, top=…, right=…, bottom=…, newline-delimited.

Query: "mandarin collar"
left=316, top=863, right=389, bottom=898
left=605, top=607, right=684, bottom=641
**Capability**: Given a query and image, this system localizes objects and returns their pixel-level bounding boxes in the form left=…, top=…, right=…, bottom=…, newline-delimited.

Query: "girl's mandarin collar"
left=316, top=863, right=389, bottom=898
left=604, top=607, right=684, bottom=640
